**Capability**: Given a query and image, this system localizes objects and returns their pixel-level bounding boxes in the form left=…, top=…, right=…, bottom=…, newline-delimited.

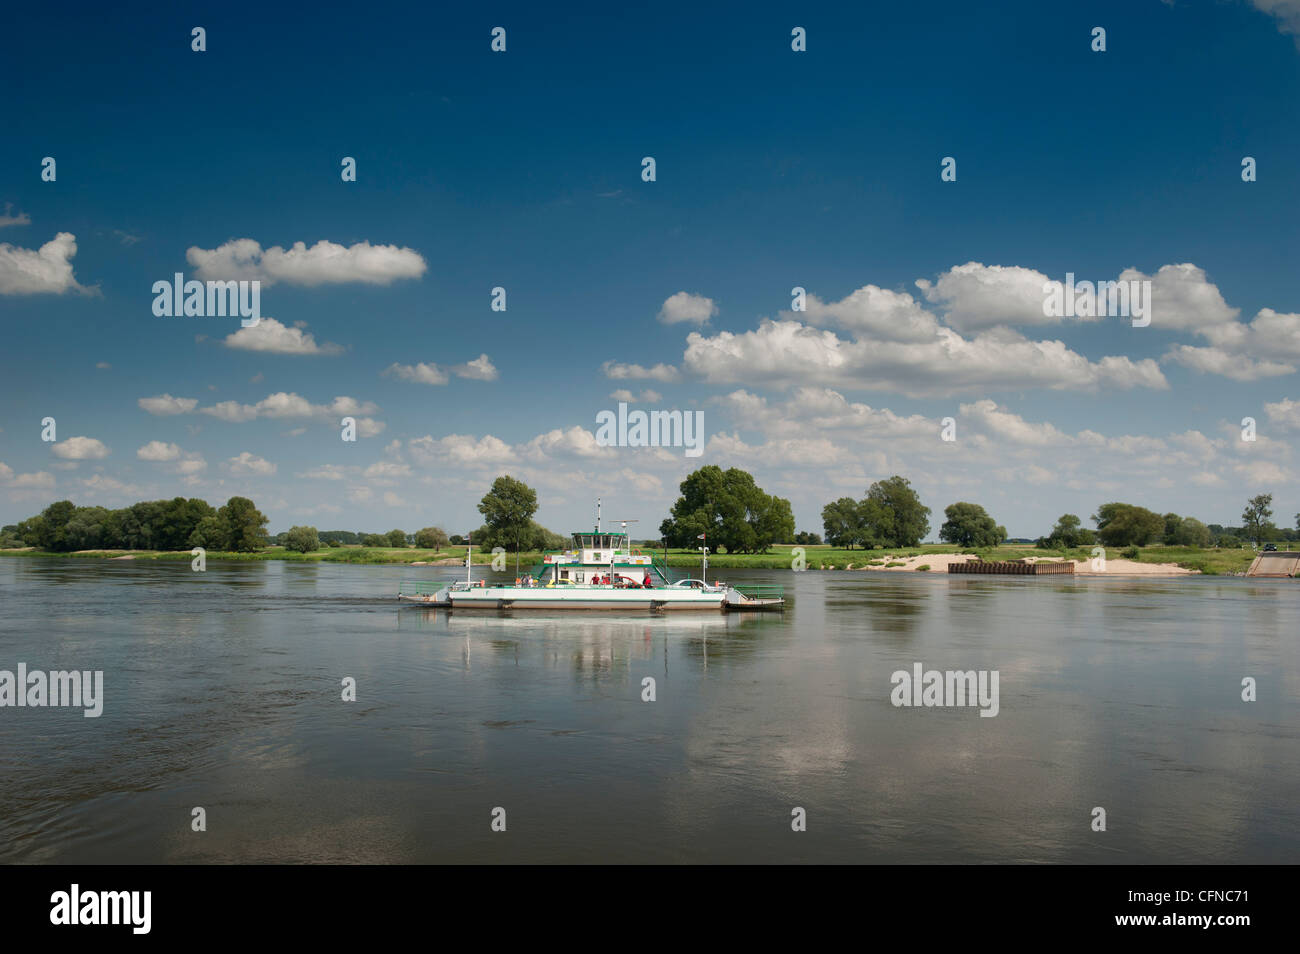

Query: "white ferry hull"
left=445, top=586, right=726, bottom=612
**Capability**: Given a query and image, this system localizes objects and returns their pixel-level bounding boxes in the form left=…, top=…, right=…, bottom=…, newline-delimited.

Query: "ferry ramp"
left=1246, top=551, right=1300, bottom=577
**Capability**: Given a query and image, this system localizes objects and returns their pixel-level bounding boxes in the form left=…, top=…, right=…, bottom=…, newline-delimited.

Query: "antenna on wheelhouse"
left=596, top=497, right=601, bottom=533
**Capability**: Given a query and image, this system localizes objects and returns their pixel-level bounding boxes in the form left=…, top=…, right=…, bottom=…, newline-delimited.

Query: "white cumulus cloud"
left=1250, top=0, right=1300, bottom=43
left=228, top=452, right=276, bottom=476
left=187, top=238, right=426, bottom=287
left=385, top=354, right=498, bottom=385
left=658, top=291, right=718, bottom=325
left=223, top=318, right=344, bottom=355
left=0, top=232, right=91, bottom=295
left=601, top=361, right=680, bottom=382
left=193, top=393, right=381, bottom=428
left=682, top=319, right=1166, bottom=397
left=9, top=471, right=56, bottom=490
left=385, top=362, right=447, bottom=385
left=916, top=263, right=1062, bottom=332
left=455, top=354, right=499, bottom=381
left=408, top=434, right=516, bottom=466
left=0, top=203, right=31, bottom=228
left=1264, top=397, right=1300, bottom=429
left=51, top=436, right=110, bottom=460
left=138, top=394, right=199, bottom=415
left=137, top=441, right=181, bottom=462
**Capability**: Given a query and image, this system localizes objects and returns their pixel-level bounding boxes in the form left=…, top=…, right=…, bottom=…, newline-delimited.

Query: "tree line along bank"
left=2, top=469, right=1294, bottom=555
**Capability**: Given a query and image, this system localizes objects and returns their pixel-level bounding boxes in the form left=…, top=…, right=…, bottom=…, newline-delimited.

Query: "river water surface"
left=1, top=558, right=1296, bottom=863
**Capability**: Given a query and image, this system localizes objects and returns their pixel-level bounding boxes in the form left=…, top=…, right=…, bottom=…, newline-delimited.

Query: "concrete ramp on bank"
left=1246, top=551, right=1300, bottom=577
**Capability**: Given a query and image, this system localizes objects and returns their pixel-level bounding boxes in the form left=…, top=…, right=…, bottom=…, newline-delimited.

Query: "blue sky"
left=3, top=0, right=1300, bottom=538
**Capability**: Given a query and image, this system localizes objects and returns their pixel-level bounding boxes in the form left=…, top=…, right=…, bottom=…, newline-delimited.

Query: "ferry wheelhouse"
left=538, top=529, right=670, bottom=587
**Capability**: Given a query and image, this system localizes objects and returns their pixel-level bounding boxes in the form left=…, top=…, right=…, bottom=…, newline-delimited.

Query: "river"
left=1, top=558, right=1296, bottom=863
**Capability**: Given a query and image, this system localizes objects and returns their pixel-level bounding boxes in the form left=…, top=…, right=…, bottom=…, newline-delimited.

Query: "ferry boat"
left=399, top=507, right=783, bottom=613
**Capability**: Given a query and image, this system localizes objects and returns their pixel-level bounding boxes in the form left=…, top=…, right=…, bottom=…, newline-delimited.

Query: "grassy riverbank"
left=0, top=542, right=1262, bottom=574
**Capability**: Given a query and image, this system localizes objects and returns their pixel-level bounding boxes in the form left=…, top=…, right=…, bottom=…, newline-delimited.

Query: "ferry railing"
left=398, top=580, right=444, bottom=597
left=650, top=555, right=677, bottom=583
left=728, top=583, right=785, bottom=600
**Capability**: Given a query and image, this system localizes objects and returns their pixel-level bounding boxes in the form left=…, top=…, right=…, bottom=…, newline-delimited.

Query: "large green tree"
left=753, top=495, right=796, bottom=550
left=1162, top=512, right=1183, bottom=545
left=861, top=476, right=930, bottom=548
left=1092, top=503, right=1164, bottom=547
left=189, top=515, right=228, bottom=550
left=415, top=526, right=449, bottom=549
left=283, top=525, right=320, bottom=553
left=1169, top=517, right=1212, bottom=547
left=218, top=497, right=269, bottom=552
left=32, top=501, right=76, bottom=551
left=939, top=502, right=1005, bottom=548
left=660, top=465, right=794, bottom=554
left=1242, top=494, right=1275, bottom=544
left=477, top=475, right=539, bottom=552
left=822, top=497, right=866, bottom=549
left=62, top=506, right=112, bottom=550
left=159, top=498, right=216, bottom=550
left=16, top=516, right=46, bottom=548
left=1042, top=513, right=1095, bottom=549
left=119, top=501, right=164, bottom=549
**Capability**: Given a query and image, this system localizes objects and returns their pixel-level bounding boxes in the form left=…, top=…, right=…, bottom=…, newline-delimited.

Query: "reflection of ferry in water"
left=400, top=506, right=783, bottom=613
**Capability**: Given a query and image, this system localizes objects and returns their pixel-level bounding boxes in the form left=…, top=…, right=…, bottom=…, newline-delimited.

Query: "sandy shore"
left=824, top=553, right=1197, bottom=576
